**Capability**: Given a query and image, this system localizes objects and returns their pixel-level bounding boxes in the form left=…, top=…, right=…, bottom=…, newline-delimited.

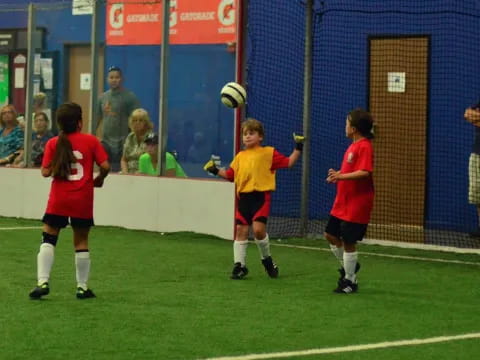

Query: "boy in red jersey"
left=29, top=103, right=110, bottom=300
left=325, top=108, right=374, bottom=294
left=204, top=118, right=304, bottom=279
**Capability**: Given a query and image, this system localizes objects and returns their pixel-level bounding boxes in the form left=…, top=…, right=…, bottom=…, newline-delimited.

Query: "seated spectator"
left=120, top=108, right=153, bottom=174
left=0, top=105, right=24, bottom=166
left=32, top=112, right=54, bottom=165
left=138, top=133, right=187, bottom=177
left=10, top=112, right=54, bottom=167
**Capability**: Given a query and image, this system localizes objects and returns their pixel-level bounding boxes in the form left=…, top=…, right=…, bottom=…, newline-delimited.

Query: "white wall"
left=0, top=168, right=235, bottom=239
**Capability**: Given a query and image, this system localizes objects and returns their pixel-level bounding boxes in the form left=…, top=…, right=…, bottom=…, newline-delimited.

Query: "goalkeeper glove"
left=293, top=133, right=306, bottom=151
left=203, top=160, right=219, bottom=175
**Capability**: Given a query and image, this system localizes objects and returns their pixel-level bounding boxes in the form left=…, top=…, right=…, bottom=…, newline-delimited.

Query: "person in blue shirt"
left=0, top=105, right=23, bottom=165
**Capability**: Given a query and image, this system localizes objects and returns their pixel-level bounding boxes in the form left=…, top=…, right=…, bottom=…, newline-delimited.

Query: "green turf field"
left=1, top=217, right=479, bottom=360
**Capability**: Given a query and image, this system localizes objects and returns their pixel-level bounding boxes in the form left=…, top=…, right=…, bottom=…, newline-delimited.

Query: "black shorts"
left=235, top=191, right=271, bottom=225
left=42, top=213, right=94, bottom=229
left=325, top=215, right=368, bottom=244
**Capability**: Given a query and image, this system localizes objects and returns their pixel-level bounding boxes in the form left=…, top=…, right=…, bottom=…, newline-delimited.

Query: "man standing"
left=96, top=66, right=140, bottom=171
left=464, top=100, right=480, bottom=237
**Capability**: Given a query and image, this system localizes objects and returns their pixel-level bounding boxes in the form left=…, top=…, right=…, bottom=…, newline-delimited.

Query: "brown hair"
left=348, top=108, right=374, bottom=139
left=0, top=104, right=18, bottom=127
left=51, top=103, right=82, bottom=180
left=34, top=111, right=49, bottom=123
left=241, top=118, right=265, bottom=138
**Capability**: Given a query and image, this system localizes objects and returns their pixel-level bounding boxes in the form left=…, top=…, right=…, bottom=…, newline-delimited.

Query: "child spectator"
left=138, top=133, right=187, bottom=177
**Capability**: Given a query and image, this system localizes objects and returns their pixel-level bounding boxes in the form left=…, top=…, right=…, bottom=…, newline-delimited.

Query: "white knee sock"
left=329, top=244, right=344, bottom=266
left=37, top=243, right=55, bottom=285
left=255, top=234, right=270, bottom=259
left=233, top=240, right=248, bottom=266
left=343, top=251, right=358, bottom=282
left=75, top=251, right=91, bottom=290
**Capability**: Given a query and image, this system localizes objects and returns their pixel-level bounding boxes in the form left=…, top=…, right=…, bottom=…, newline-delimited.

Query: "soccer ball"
left=220, top=82, right=246, bottom=108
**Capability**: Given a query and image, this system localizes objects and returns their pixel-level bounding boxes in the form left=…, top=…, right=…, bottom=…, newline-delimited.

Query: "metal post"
left=88, top=0, right=101, bottom=135
left=234, top=0, right=247, bottom=154
left=23, top=3, right=36, bottom=168
left=158, top=0, right=170, bottom=176
left=300, top=0, right=313, bottom=236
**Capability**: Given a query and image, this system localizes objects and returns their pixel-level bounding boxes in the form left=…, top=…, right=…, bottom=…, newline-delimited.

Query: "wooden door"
left=66, top=45, right=104, bottom=133
left=368, top=37, right=429, bottom=243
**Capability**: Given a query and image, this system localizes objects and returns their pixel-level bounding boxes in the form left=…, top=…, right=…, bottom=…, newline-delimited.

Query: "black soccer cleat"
left=231, top=262, right=249, bottom=280
left=29, top=282, right=50, bottom=300
left=261, top=256, right=279, bottom=278
left=76, top=287, right=96, bottom=299
left=338, top=262, right=361, bottom=283
left=334, top=278, right=358, bottom=294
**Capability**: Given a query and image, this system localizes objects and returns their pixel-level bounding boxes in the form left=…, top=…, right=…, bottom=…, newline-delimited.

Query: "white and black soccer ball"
left=220, top=82, right=247, bottom=108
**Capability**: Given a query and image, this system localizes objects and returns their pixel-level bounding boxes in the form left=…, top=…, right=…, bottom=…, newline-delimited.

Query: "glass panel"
left=168, top=0, right=237, bottom=178
left=0, top=3, right=28, bottom=167
left=102, top=0, right=161, bottom=174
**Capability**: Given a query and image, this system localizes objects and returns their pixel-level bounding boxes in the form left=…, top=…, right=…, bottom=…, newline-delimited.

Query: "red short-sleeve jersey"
left=330, top=138, right=374, bottom=224
left=42, top=132, right=108, bottom=219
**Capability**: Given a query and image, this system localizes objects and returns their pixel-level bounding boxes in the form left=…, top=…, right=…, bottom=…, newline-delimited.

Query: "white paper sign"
left=34, top=54, right=41, bottom=75
left=44, top=109, right=52, bottom=127
left=42, top=67, right=53, bottom=89
left=80, top=73, right=91, bottom=90
left=33, top=79, right=40, bottom=94
left=72, top=0, right=93, bottom=15
left=14, top=68, right=25, bottom=88
left=388, top=72, right=406, bottom=93
left=40, top=58, right=52, bottom=70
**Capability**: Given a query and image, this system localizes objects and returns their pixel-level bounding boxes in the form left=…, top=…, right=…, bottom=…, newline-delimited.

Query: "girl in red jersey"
left=204, top=118, right=304, bottom=279
left=325, top=108, right=374, bottom=294
left=29, top=103, right=110, bottom=300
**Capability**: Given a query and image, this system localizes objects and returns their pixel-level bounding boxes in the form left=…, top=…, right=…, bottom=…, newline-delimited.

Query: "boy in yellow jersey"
left=204, top=118, right=304, bottom=279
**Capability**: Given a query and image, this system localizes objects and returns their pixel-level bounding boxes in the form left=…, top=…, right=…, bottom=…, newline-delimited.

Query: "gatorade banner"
left=106, top=0, right=236, bottom=45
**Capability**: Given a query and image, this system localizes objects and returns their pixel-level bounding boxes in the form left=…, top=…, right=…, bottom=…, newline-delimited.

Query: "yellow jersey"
left=228, top=146, right=289, bottom=194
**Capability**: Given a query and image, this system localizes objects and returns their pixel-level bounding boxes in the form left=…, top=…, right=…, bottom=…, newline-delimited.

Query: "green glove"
left=293, top=133, right=305, bottom=151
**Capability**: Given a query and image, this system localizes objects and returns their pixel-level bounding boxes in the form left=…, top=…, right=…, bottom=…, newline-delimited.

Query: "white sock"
left=75, top=251, right=91, bottom=290
left=330, top=244, right=344, bottom=266
left=255, top=234, right=270, bottom=259
left=233, top=240, right=248, bottom=266
left=37, top=243, right=55, bottom=285
left=343, top=251, right=358, bottom=282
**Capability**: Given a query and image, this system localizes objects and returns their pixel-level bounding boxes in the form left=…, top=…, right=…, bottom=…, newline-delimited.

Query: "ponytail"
left=51, top=131, right=76, bottom=180
left=50, top=103, right=82, bottom=180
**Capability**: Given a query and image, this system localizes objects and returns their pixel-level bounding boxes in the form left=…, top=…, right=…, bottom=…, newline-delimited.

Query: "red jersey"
left=330, top=138, right=374, bottom=224
left=42, top=132, right=108, bottom=219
